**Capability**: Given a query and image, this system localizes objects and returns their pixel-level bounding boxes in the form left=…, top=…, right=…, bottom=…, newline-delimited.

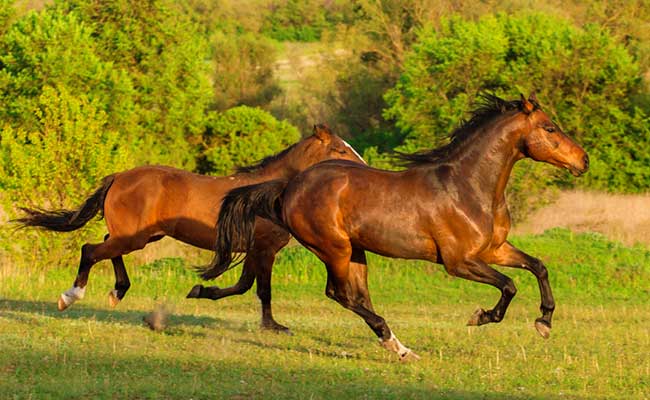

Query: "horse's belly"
left=353, top=228, right=438, bottom=262
left=169, top=220, right=217, bottom=250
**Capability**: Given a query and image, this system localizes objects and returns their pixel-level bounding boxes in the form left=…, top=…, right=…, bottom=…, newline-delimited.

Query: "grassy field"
left=1, top=228, right=649, bottom=399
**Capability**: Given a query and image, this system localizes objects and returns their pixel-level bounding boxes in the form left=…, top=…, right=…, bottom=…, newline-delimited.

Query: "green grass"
left=1, top=228, right=649, bottom=399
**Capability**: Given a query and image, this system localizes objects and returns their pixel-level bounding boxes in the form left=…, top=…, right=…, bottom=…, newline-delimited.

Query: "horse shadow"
left=0, top=298, right=247, bottom=333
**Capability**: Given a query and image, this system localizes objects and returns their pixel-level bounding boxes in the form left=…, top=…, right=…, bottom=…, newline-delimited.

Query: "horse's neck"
left=449, top=119, right=521, bottom=207
left=237, top=158, right=297, bottom=183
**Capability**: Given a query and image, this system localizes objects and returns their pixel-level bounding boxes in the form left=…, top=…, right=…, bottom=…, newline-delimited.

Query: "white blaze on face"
left=342, top=140, right=367, bottom=165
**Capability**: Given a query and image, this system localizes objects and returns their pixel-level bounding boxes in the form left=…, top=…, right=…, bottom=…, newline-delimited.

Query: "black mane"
left=235, top=142, right=298, bottom=174
left=396, top=93, right=539, bottom=167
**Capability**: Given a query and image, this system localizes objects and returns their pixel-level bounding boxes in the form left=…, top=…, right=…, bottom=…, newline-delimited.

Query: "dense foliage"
left=383, top=14, right=650, bottom=192
left=199, top=106, right=300, bottom=175
left=1, top=0, right=650, bottom=266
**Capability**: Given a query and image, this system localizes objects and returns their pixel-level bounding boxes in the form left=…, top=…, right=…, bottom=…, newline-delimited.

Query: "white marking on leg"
left=61, top=286, right=86, bottom=307
left=380, top=331, right=414, bottom=358
left=342, top=140, right=367, bottom=165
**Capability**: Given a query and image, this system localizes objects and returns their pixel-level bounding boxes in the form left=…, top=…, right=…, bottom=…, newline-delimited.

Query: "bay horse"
left=16, top=124, right=365, bottom=333
left=203, top=94, right=589, bottom=360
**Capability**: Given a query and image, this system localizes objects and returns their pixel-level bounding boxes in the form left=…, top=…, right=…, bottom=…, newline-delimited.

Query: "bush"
left=383, top=13, right=649, bottom=199
left=261, top=0, right=351, bottom=42
left=211, top=29, right=282, bottom=110
left=0, top=0, right=213, bottom=169
left=198, top=106, right=300, bottom=175
left=0, top=86, right=134, bottom=267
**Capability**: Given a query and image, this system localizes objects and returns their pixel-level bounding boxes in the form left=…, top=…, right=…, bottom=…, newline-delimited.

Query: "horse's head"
left=518, top=94, right=589, bottom=176
left=291, top=124, right=366, bottom=171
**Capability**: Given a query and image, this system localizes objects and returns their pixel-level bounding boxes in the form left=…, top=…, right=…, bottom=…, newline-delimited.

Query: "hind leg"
left=107, top=255, right=131, bottom=308
left=107, top=234, right=163, bottom=307
left=58, top=236, right=134, bottom=311
left=186, top=258, right=256, bottom=300
left=254, top=249, right=291, bottom=334
left=102, top=235, right=131, bottom=308
left=320, top=246, right=418, bottom=361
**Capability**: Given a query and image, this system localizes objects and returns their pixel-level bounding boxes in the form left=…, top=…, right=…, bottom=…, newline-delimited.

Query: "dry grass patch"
left=514, top=191, right=650, bottom=246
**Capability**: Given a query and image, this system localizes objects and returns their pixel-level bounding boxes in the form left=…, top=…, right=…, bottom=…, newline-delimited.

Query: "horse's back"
left=283, top=162, right=438, bottom=260
left=102, top=166, right=225, bottom=246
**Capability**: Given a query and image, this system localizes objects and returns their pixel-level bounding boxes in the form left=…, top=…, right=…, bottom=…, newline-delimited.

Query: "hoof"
left=186, top=285, right=203, bottom=299
left=466, top=308, right=485, bottom=326
left=57, top=296, right=69, bottom=311
left=108, top=290, right=120, bottom=308
left=400, top=350, right=421, bottom=363
left=535, top=319, right=551, bottom=339
left=262, top=322, right=293, bottom=336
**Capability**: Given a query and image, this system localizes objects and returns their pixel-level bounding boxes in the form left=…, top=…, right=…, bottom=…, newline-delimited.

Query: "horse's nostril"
left=583, top=154, right=590, bottom=169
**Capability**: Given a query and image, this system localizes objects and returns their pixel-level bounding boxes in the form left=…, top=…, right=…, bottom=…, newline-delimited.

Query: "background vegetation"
left=1, top=1, right=650, bottom=398
left=0, top=0, right=647, bottom=225
left=0, top=0, right=647, bottom=265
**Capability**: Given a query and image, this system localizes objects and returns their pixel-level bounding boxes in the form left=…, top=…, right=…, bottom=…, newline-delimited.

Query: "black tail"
left=197, top=179, right=289, bottom=280
left=14, top=175, right=115, bottom=232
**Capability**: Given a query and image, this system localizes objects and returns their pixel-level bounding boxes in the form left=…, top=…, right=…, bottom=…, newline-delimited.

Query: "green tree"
left=2, top=0, right=214, bottom=168
left=384, top=13, right=649, bottom=193
left=0, top=85, right=134, bottom=266
left=0, top=9, right=136, bottom=138
left=199, top=105, right=300, bottom=175
left=211, top=29, right=281, bottom=110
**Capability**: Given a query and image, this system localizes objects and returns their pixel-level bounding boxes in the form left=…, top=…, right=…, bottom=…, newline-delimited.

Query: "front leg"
left=444, top=258, right=517, bottom=326
left=484, top=241, right=554, bottom=338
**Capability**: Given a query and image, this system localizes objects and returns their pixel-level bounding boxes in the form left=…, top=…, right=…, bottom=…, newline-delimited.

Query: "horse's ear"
left=528, top=92, right=538, bottom=104
left=520, top=93, right=534, bottom=114
left=313, top=123, right=332, bottom=143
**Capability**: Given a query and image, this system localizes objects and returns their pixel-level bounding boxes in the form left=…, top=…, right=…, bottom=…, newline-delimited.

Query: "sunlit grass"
left=1, top=229, right=649, bottom=399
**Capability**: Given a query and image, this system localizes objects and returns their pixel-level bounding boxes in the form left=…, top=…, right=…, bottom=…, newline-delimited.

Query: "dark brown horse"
left=204, top=94, right=589, bottom=359
left=16, top=124, right=365, bottom=332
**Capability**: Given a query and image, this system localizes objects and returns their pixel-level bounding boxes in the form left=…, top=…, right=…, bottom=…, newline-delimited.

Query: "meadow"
left=1, top=228, right=649, bottom=399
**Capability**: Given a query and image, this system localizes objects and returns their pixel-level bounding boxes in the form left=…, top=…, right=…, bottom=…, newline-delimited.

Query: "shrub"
left=0, top=86, right=134, bottom=267
left=198, top=106, right=300, bottom=175
left=383, top=13, right=649, bottom=203
left=211, top=29, right=281, bottom=110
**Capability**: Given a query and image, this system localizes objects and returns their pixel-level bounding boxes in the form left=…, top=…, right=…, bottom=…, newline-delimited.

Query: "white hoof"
left=380, top=332, right=419, bottom=361
left=58, top=286, right=85, bottom=311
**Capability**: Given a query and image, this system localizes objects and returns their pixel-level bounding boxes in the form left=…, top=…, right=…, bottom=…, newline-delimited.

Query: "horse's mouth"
left=569, top=165, right=585, bottom=177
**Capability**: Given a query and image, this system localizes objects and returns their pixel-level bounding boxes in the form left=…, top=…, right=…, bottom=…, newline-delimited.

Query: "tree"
left=0, top=86, right=134, bottom=266
left=383, top=13, right=649, bottom=192
left=198, top=106, right=300, bottom=175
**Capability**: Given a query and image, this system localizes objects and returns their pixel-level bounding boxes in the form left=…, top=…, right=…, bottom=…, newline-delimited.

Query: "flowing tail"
left=197, top=179, right=289, bottom=281
left=14, top=175, right=115, bottom=232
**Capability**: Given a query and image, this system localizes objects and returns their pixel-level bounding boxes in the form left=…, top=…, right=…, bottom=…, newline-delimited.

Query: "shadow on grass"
left=0, top=298, right=247, bottom=332
left=0, top=346, right=585, bottom=400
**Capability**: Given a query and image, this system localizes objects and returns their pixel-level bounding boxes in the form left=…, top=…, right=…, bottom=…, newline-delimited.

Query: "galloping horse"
left=16, top=124, right=365, bottom=333
left=204, top=94, right=589, bottom=359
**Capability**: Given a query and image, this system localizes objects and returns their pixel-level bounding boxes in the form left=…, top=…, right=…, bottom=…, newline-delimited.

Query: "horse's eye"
left=544, top=126, right=556, bottom=133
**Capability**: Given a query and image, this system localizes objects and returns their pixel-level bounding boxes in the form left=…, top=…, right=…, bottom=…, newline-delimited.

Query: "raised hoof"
left=57, top=296, right=69, bottom=311
left=186, top=285, right=203, bottom=299
left=261, top=322, right=293, bottom=336
left=108, top=290, right=120, bottom=308
left=400, top=350, right=421, bottom=363
left=535, top=319, right=551, bottom=339
left=466, top=308, right=485, bottom=326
